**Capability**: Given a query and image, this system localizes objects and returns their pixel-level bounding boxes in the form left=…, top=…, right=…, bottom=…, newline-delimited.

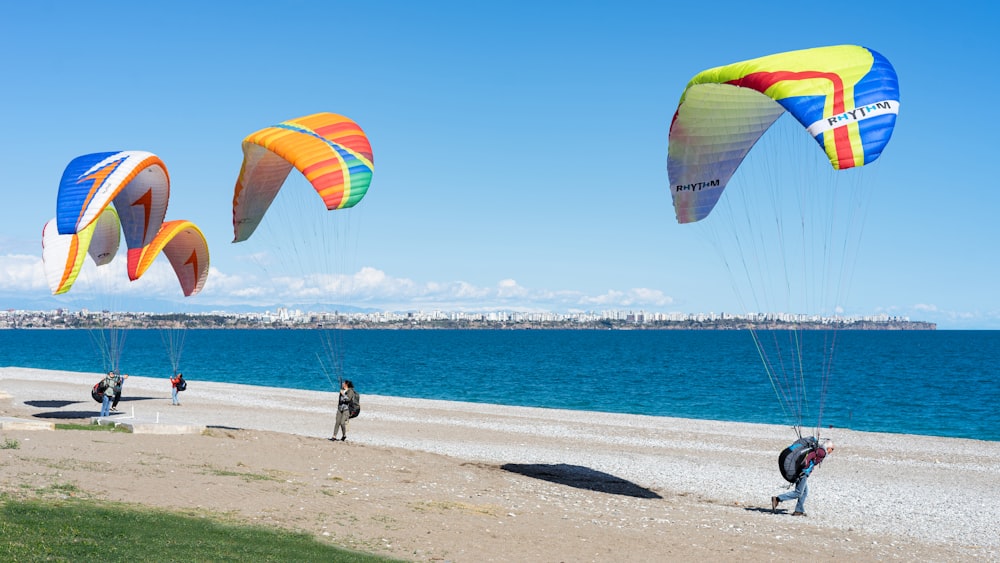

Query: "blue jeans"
left=172, top=387, right=180, bottom=405
left=100, top=394, right=112, bottom=417
left=778, top=474, right=809, bottom=513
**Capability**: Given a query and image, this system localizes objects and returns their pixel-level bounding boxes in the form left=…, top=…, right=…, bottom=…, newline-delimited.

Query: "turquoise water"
left=2, top=329, right=998, bottom=441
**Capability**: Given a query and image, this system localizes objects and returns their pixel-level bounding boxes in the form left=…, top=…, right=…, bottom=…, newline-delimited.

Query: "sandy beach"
left=1, top=367, right=997, bottom=562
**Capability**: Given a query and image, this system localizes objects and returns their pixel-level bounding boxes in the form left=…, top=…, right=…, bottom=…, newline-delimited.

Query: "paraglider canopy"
left=667, top=44, right=899, bottom=223
left=54, top=151, right=170, bottom=276
left=666, top=45, right=901, bottom=436
left=42, top=207, right=121, bottom=295
left=129, top=219, right=210, bottom=296
left=231, top=112, right=374, bottom=243
left=228, top=111, right=375, bottom=393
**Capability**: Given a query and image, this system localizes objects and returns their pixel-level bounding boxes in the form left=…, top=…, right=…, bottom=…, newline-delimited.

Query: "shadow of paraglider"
left=24, top=400, right=82, bottom=409
left=22, top=396, right=166, bottom=420
left=31, top=410, right=104, bottom=419
left=500, top=463, right=662, bottom=499
left=114, top=396, right=160, bottom=404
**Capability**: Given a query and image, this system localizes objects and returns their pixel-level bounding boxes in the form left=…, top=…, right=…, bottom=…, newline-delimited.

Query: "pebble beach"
left=1, top=367, right=997, bottom=562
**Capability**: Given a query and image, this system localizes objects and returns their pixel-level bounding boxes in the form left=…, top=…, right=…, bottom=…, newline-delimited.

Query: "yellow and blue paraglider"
left=666, top=45, right=900, bottom=437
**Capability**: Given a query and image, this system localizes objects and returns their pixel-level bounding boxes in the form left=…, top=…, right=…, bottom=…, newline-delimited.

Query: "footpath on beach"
left=1, top=366, right=999, bottom=557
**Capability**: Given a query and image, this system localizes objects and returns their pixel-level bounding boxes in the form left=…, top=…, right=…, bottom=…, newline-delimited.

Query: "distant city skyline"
left=2, top=305, right=923, bottom=326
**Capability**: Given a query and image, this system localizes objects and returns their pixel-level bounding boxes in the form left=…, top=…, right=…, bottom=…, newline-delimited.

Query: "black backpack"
left=349, top=393, right=360, bottom=419
left=91, top=382, right=105, bottom=403
left=176, top=376, right=187, bottom=392
left=778, top=436, right=819, bottom=482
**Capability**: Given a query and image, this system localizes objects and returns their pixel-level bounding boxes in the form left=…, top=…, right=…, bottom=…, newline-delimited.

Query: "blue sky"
left=0, top=1, right=996, bottom=329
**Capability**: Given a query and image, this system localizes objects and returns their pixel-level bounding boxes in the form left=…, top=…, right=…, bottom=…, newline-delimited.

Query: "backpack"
left=778, top=436, right=819, bottom=483
left=349, top=393, right=360, bottom=419
left=176, top=376, right=187, bottom=392
left=91, top=382, right=105, bottom=403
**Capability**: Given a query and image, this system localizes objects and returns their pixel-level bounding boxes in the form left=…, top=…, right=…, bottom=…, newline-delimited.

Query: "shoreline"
left=0, top=312, right=937, bottom=330
left=2, top=366, right=998, bottom=561
left=4, top=330, right=991, bottom=443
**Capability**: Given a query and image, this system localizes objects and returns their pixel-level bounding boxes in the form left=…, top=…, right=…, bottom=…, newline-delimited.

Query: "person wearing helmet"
left=772, top=439, right=835, bottom=516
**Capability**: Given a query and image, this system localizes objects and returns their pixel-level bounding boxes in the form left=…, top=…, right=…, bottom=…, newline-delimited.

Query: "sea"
left=2, top=328, right=998, bottom=442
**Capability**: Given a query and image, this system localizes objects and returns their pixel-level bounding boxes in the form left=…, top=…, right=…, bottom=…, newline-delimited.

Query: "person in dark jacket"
left=110, top=373, right=128, bottom=411
left=330, top=380, right=358, bottom=442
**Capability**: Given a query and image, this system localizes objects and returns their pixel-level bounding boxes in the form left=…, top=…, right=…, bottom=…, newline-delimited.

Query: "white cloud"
left=0, top=254, right=47, bottom=292
left=191, top=263, right=678, bottom=312
left=868, top=302, right=1000, bottom=329
left=0, top=253, right=683, bottom=314
left=579, top=288, right=673, bottom=308
left=9, top=252, right=995, bottom=327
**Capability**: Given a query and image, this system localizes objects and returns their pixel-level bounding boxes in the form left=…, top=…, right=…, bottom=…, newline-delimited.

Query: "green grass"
left=55, top=422, right=129, bottom=432
left=0, top=496, right=403, bottom=562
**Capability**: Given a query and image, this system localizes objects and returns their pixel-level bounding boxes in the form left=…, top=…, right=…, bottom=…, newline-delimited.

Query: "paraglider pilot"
left=772, top=439, right=834, bottom=516
left=330, top=380, right=357, bottom=441
left=99, top=371, right=117, bottom=417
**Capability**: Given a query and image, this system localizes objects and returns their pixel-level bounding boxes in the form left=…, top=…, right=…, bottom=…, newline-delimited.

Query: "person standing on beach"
left=772, top=439, right=834, bottom=516
left=110, top=373, right=128, bottom=412
left=330, top=380, right=358, bottom=441
left=170, top=373, right=183, bottom=405
left=99, top=371, right=117, bottom=417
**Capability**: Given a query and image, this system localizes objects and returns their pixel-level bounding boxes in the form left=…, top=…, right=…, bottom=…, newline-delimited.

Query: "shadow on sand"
left=23, top=396, right=164, bottom=420
left=500, top=463, right=662, bottom=499
left=24, top=400, right=83, bottom=409
left=744, top=506, right=787, bottom=515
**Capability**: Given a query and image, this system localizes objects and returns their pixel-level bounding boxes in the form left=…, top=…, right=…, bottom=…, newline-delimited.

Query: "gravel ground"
left=2, top=367, right=997, bottom=562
